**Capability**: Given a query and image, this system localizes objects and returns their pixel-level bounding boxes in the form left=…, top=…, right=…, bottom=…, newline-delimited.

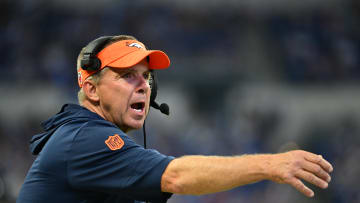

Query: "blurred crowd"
left=0, top=0, right=359, bottom=202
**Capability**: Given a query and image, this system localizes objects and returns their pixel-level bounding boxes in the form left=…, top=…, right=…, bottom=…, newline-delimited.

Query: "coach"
left=17, top=35, right=333, bottom=203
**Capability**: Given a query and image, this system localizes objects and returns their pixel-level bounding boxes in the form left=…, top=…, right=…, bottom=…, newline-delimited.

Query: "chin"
left=121, top=121, right=144, bottom=132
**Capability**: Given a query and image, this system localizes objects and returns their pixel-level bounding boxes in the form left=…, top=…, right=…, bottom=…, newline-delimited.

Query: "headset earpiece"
left=149, top=71, right=169, bottom=115
left=80, top=36, right=112, bottom=71
left=81, top=53, right=102, bottom=71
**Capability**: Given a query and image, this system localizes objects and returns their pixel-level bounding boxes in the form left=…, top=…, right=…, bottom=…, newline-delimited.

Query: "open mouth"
left=130, top=102, right=145, bottom=112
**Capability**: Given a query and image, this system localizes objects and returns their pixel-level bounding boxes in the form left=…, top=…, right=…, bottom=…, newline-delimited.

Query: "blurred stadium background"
left=0, top=0, right=359, bottom=202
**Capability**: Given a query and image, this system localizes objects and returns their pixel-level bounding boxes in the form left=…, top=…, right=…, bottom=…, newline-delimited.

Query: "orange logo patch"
left=105, top=134, right=124, bottom=151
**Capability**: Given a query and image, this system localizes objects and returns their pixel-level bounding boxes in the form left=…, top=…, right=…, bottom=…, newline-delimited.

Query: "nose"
left=135, top=75, right=150, bottom=95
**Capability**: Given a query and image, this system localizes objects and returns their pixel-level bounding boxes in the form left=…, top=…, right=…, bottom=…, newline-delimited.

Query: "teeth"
left=131, top=107, right=142, bottom=112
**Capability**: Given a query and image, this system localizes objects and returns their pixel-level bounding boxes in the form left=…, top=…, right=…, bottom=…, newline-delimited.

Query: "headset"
left=80, top=36, right=170, bottom=116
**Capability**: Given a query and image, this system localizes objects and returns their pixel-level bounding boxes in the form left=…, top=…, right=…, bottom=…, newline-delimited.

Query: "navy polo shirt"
left=17, top=104, right=174, bottom=203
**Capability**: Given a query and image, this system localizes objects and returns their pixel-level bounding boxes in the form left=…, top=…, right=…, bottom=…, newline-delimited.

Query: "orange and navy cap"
left=77, top=40, right=170, bottom=87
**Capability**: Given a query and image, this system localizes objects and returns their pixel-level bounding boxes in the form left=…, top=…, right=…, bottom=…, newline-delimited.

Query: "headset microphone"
left=159, top=103, right=170, bottom=115
left=150, top=101, right=170, bottom=115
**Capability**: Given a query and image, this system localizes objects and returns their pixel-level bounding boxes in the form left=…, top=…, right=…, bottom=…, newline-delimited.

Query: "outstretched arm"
left=161, top=150, right=333, bottom=197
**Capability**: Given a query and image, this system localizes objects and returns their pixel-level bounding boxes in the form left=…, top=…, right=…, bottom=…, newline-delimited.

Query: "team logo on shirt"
left=105, top=134, right=124, bottom=151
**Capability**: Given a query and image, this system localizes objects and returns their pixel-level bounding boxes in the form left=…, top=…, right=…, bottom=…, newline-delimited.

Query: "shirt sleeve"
left=67, top=120, right=174, bottom=202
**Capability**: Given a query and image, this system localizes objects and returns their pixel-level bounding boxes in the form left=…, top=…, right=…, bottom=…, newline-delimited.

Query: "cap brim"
left=107, top=50, right=170, bottom=69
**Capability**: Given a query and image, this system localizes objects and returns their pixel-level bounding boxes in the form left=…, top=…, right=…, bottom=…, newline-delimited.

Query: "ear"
left=82, top=80, right=100, bottom=102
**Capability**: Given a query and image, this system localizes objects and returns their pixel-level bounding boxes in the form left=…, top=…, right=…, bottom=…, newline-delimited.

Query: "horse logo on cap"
left=127, top=42, right=144, bottom=50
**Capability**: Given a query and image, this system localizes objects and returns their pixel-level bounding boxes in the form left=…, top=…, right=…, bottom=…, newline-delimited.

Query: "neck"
left=81, top=100, right=106, bottom=120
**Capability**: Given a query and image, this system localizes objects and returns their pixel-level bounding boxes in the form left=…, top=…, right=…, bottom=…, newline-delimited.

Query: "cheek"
left=141, top=92, right=150, bottom=115
left=99, top=85, right=130, bottom=112
left=147, top=91, right=151, bottom=104
left=116, top=92, right=131, bottom=111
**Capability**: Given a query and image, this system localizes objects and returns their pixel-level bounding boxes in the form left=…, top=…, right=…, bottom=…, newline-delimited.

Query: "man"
left=17, top=35, right=333, bottom=203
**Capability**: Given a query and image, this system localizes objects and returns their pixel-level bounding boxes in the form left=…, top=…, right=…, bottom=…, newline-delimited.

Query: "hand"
left=267, top=150, right=333, bottom=197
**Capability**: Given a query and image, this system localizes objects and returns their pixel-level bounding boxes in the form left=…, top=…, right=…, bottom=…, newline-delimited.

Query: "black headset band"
left=83, top=36, right=113, bottom=56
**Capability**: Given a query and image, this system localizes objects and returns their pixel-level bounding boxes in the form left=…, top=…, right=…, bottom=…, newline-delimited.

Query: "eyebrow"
left=108, top=67, right=151, bottom=75
left=118, top=68, right=134, bottom=74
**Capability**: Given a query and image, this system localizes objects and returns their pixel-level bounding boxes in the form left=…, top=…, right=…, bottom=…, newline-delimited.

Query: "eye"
left=143, top=72, right=152, bottom=85
left=143, top=72, right=151, bottom=80
left=122, top=72, right=134, bottom=79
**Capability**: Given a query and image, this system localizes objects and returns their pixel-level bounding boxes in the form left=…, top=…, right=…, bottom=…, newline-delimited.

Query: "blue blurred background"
left=0, top=0, right=359, bottom=202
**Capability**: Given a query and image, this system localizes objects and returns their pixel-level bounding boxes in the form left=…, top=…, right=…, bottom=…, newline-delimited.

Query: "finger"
left=296, top=170, right=328, bottom=189
left=302, top=161, right=331, bottom=182
left=304, top=153, right=333, bottom=173
left=289, top=178, right=314, bottom=197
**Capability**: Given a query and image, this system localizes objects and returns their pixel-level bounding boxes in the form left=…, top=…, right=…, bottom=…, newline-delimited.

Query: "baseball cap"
left=77, top=40, right=171, bottom=87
